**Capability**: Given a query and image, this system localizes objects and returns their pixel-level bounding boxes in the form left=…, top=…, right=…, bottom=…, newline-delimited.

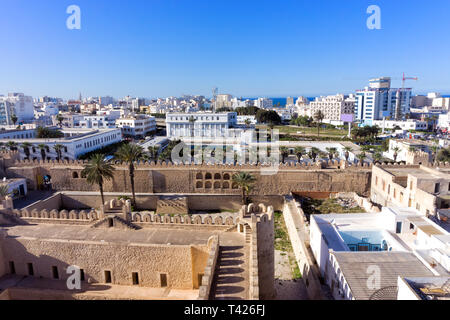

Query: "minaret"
left=79, top=92, right=82, bottom=102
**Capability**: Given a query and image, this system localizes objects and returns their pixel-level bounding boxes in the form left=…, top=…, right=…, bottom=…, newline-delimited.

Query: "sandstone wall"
left=1, top=237, right=209, bottom=290
left=6, top=161, right=373, bottom=197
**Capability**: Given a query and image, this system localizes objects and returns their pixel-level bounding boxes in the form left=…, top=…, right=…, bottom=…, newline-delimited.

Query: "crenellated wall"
left=6, top=159, right=374, bottom=196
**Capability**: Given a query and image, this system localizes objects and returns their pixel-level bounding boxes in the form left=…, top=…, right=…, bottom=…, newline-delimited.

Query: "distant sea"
left=242, top=97, right=316, bottom=107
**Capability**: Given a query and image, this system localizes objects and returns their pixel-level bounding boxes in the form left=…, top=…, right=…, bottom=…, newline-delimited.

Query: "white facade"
left=438, top=113, right=450, bottom=130
left=116, top=114, right=156, bottom=138
left=355, top=77, right=412, bottom=125
left=0, top=93, right=35, bottom=125
left=0, top=128, right=122, bottom=160
left=373, top=119, right=428, bottom=132
left=383, top=139, right=432, bottom=162
left=166, top=112, right=238, bottom=139
left=255, top=98, right=273, bottom=109
left=309, top=94, right=355, bottom=122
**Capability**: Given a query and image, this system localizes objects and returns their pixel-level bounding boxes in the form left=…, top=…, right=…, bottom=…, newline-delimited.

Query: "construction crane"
left=395, top=73, right=418, bottom=120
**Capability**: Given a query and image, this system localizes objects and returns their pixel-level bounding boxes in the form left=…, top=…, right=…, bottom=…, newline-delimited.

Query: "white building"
left=116, top=114, right=156, bottom=139
left=309, top=94, right=355, bottom=125
left=355, top=77, right=412, bottom=125
left=216, top=94, right=233, bottom=109
left=383, top=139, right=433, bottom=162
left=0, top=128, right=122, bottom=160
left=373, top=119, right=428, bottom=132
left=255, top=98, right=273, bottom=109
left=310, top=207, right=449, bottom=300
left=166, top=112, right=241, bottom=141
left=237, top=115, right=257, bottom=125
left=0, top=93, right=35, bottom=125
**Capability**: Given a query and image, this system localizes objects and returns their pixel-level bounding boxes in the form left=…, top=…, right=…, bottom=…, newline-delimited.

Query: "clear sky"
left=1, top=0, right=449, bottom=99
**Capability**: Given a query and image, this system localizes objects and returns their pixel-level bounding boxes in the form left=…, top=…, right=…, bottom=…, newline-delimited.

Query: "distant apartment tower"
left=255, top=98, right=273, bottom=109
left=286, top=97, right=294, bottom=106
left=309, top=94, right=355, bottom=124
left=216, top=94, right=233, bottom=109
left=0, top=93, right=34, bottom=125
left=355, top=77, right=412, bottom=125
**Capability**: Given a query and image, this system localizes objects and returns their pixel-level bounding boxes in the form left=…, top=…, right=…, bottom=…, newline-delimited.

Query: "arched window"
left=214, top=173, right=221, bottom=180
left=196, top=172, right=203, bottom=180
left=196, top=181, right=203, bottom=189
left=232, top=183, right=238, bottom=189
left=205, top=173, right=212, bottom=180
left=223, top=173, right=230, bottom=180
left=223, top=182, right=230, bottom=189
left=214, top=182, right=221, bottom=189
left=205, top=181, right=212, bottom=189
left=72, top=172, right=79, bottom=179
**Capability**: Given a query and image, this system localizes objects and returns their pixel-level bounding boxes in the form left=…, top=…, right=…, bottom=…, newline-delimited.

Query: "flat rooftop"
left=333, top=251, right=435, bottom=300
left=0, top=223, right=237, bottom=246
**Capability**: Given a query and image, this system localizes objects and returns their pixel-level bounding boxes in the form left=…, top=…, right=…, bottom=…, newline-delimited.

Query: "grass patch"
left=274, top=211, right=302, bottom=279
left=300, top=197, right=364, bottom=219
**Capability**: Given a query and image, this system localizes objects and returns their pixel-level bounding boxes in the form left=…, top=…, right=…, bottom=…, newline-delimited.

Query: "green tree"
left=21, top=142, right=32, bottom=160
left=393, top=147, right=400, bottom=162
left=0, top=185, right=11, bottom=200
left=294, top=146, right=306, bottom=163
left=148, top=146, right=159, bottom=161
left=343, top=146, right=353, bottom=162
left=6, top=141, right=17, bottom=151
left=56, top=114, right=64, bottom=128
left=53, top=144, right=64, bottom=160
left=314, top=110, right=325, bottom=137
left=10, top=114, right=18, bottom=126
left=436, top=147, right=450, bottom=163
left=232, top=172, right=256, bottom=205
left=115, top=143, right=144, bottom=207
left=326, top=147, right=338, bottom=160
left=373, top=152, right=382, bottom=164
left=82, top=154, right=115, bottom=205
left=279, top=147, right=289, bottom=163
left=356, top=152, right=366, bottom=165
left=308, top=147, right=320, bottom=162
left=37, top=144, right=47, bottom=161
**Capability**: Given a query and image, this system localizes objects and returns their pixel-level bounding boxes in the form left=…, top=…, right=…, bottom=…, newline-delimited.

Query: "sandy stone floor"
left=274, top=250, right=308, bottom=300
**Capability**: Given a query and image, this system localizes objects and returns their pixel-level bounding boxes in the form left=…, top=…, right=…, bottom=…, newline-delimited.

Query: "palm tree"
left=148, top=146, right=159, bottom=161
left=56, top=114, right=64, bottom=128
left=393, top=147, right=400, bottom=162
left=244, top=118, right=251, bottom=130
left=343, top=146, right=353, bottom=162
left=53, top=144, right=64, bottom=160
left=294, top=146, right=306, bottom=163
left=38, top=144, right=47, bottom=161
left=10, top=114, right=18, bottom=126
left=373, top=152, right=382, bottom=164
left=326, top=147, right=338, bottom=160
left=232, top=172, right=256, bottom=205
left=0, top=185, right=11, bottom=200
left=115, top=143, right=144, bottom=207
left=430, top=145, right=439, bottom=163
left=82, top=154, right=115, bottom=205
left=314, top=110, right=325, bottom=137
left=308, top=147, right=320, bottom=162
left=356, top=152, right=366, bottom=165
left=6, top=141, right=17, bottom=151
left=21, top=142, right=32, bottom=160
left=279, top=147, right=289, bottom=163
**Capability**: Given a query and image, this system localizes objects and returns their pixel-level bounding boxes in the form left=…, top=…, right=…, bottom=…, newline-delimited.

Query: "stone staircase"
left=210, top=245, right=249, bottom=300
left=91, top=215, right=140, bottom=230
left=245, top=224, right=252, bottom=244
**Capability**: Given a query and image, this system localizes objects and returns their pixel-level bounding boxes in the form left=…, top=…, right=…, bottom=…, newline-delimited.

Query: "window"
left=160, top=273, right=168, bottom=287
left=27, top=263, right=34, bottom=276
left=52, top=266, right=59, bottom=279
left=9, top=261, right=15, bottom=274
left=80, top=269, right=85, bottom=281
left=132, top=272, right=139, bottom=285
left=104, top=270, right=112, bottom=283
left=410, top=223, right=415, bottom=230
left=435, top=183, right=440, bottom=194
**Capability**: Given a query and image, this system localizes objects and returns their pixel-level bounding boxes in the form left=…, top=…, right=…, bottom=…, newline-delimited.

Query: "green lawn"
left=259, top=125, right=348, bottom=138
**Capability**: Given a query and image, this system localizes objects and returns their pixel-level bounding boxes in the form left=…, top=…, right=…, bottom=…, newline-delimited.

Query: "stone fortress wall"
left=6, top=158, right=374, bottom=197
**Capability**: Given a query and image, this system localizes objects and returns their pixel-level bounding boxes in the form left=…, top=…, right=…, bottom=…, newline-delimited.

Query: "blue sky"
left=1, top=0, right=449, bottom=99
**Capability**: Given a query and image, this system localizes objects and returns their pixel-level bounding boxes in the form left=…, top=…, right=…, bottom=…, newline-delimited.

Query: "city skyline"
left=1, top=0, right=450, bottom=99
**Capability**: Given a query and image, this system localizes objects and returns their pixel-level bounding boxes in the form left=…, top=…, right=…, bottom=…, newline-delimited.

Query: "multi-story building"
left=216, top=94, right=233, bottom=110
left=373, top=119, right=428, bottom=132
left=255, top=98, right=273, bottom=110
left=0, top=128, right=122, bottom=160
left=309, top=94, right=355, bottom=125
left=355, top=77, right=412, bottom=125
left=116, top=114, right=156, bottom=139
left=0, top=93, right=35, bottom=125
left=166, top=112, right=238, bottom=140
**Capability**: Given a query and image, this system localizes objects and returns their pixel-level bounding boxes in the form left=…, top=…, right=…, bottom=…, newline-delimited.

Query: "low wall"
left=24, top=193, right=63, bottom=211
left=283, top=196, right=325, bottom=300
left=197, top=236, right=219, bottom=300
left=249, top=225, right=259, bottom=300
